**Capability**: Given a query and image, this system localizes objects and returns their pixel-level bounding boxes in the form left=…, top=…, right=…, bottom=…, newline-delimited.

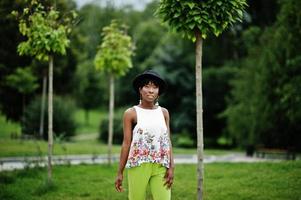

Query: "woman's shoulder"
left=124, top=106, right=136, bottom=118
left=160, top=106, right=169, bottom=117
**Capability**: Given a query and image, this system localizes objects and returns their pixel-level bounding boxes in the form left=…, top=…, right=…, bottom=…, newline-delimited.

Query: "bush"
left=172, top=133, right=195, bottom=148
left=22, top=96, right=77, bottom=140
left=99, top=110, right=123, bottom=144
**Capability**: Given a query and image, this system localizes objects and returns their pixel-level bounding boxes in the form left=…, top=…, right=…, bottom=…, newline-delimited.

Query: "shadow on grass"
left=34, top=179, right=58, bottom=196
left=0, top=173, right=15, bottom=184
left=15, top=166, right=45, bottom=178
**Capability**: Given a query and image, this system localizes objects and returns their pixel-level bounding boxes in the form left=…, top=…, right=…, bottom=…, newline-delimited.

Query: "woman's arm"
left=115, top=108, right=135, bottom=192
left=162, top=107, right=174, bottom=189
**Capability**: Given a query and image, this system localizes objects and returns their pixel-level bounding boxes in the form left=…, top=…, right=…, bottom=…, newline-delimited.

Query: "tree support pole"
left=48, top=55, right=53, bottom=183
left=108, top=74, right=115, bottom=165
left=195, top=30, right=204, bottom=200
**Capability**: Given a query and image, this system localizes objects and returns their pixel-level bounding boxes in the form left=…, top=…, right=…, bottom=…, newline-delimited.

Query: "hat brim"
left=133, top=74, right=167, bottom=95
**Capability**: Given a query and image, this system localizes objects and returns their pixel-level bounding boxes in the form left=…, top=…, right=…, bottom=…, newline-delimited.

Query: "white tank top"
left=126, top=106, right=171, bottom=168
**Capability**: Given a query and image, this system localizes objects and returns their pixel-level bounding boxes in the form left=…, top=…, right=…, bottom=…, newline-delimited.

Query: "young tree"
left=156, top=1, right=247, bottom=199
left=94, top=20, right=134, bottom=165
left=13, top=0, right=76, bottom=183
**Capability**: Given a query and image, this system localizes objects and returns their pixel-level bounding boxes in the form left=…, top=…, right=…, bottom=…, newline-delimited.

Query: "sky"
left=75, top=0, right=153, bottom=10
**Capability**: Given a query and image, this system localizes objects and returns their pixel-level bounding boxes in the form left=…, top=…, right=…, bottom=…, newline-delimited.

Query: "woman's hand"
left=115, top=173, right=124, bottom=192
left=164, top=167, right=174, bottom=189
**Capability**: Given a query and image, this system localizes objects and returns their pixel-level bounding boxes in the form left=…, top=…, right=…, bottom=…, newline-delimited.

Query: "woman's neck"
left=139, top=101, right=156, bottom=109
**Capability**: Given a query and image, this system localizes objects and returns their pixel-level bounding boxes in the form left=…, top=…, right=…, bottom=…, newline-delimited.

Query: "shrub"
left=99, top=110, right=123, bottom=144
left=172, top=133, right=195, bottom=148
left=22, top=96, right=77, bottom=140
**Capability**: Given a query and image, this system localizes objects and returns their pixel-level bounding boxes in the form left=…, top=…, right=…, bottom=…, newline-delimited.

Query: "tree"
left=5, top=67, right=38, bottom=114
left=222, top=26, right=263, bottom=150
left=13, top=0, right=76, bottom=183
left=0, top=0, right=31, bottom=121
left=156, top=1, right=247, bottom=199
left=94, top=20, right=134, bottom=165
left=224, top=0, right=301, bottom=152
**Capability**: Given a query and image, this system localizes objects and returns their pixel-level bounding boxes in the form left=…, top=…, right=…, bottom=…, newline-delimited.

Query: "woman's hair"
left=138, top=78, right=160, bottom=90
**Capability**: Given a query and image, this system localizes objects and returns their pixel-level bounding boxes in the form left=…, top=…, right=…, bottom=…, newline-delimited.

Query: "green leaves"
left=5, top=67, right=38, bottom=94
left=94, top=20, right=134, bottom=77
left=156, top=0, right=248, bottom=40
left=15, top=0, right=76, bottom=61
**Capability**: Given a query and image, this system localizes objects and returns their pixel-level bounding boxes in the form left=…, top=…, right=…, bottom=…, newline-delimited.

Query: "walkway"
left=0, top=153, right=272, bottom=171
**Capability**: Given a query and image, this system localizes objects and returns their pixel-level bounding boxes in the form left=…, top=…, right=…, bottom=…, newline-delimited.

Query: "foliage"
left=172, top=133, right=194, bottom=148
left=22, top=96, right=77, bottom=140
left=222, top=28, right=263, bottom=147
left=13, top=0, right=77, bottom=61
left=156, top=0, right=247, bottom=40
left=224, top=0, right=301, bottom=150
left=144, top=32, right=195, bottom=134
left=73, top=60, right=104, bottom=111
left=94, top=20, right=134, bottom=76
left=203, top=66, right=237, bottom=144
left=133, top=19, right=167, bottom=64
left=0, top=0, right=79, bottom=122
left=5, top=67, right=38, bottom=94
left=0, top=0, right=290, bottom=149
left=99, top=110, right=123, bottom=144
left=0, top=0, right=32, bottom=121
left=116, top=18, right=167, bottom=107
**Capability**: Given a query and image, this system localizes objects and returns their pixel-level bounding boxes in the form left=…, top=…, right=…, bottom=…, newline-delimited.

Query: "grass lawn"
left=0, top=113, right=21, bottom=139
left=74, top=109, right=106, bottom=134
left=0, top=139, right=122, bottom=157
left=1, top=161, right=300, bottom=200
left=0, top=137, right=238, bottom=157
left=0, top=108, right=105, bottom=138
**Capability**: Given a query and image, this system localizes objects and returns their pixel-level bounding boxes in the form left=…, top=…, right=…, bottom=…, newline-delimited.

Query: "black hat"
left=133, top=70, right=167, bottom=95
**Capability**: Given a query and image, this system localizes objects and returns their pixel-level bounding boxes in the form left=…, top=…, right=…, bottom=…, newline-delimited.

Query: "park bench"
left=255, top=148, right=296, bottom=160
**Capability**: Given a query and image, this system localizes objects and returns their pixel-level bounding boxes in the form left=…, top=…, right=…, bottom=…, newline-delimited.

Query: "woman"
left=115, top=70, right=174, bottom=200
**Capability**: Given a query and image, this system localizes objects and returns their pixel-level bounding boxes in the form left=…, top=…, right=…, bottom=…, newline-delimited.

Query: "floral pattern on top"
left=126, top=128, right=170, bottom=168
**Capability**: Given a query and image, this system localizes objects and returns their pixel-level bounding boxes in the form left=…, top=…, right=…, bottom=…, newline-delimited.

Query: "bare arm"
left=115, top=107, right=135, bottom=192
left=162, top=107, right=174, bottom=189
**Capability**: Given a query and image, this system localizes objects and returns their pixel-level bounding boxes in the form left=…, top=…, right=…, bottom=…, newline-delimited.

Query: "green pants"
left=127, top=163, right=171, bottom=200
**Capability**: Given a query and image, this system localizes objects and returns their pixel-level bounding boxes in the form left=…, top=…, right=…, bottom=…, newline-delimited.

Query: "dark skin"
left=115, top=81, right=175, bottom=192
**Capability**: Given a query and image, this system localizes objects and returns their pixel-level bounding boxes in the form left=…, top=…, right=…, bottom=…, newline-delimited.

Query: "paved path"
left=0, top=153, right=273, bottom=171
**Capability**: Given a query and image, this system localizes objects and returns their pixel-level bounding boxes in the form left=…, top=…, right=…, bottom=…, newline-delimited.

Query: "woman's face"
left=139, top=81, right=159, bottom=103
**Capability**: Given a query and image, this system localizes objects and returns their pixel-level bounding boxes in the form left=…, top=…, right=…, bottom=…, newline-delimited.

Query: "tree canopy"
left=14, top=1, right=76, bottom=61
left=94, top=20, right=134, bottom=76
left=156, top=0, right=247, bottom=39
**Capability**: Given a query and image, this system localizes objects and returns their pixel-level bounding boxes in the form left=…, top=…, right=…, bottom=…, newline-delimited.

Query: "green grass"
left=0, top=108, right=105, bottom=138
left=74, top=108, right=106, bottom=134
left=0, top=137, right=236, bottom=157
left=0, top=112, right=21, bottom=139
left=0, top=139, right=121, bottom=157
left=1, top=161, right=300, bottom=200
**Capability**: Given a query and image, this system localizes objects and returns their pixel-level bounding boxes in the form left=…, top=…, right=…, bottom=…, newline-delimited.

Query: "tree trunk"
left=108, top=74, right=115, bottom=165
left=195, top=30, right=204, bottom=200
left=48, top=55, right=54, bottom=183
left=39, top=74, right=47, bottom=139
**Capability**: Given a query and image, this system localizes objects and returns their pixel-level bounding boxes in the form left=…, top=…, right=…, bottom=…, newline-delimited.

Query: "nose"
left=148, top=87, right=154, bottom=93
